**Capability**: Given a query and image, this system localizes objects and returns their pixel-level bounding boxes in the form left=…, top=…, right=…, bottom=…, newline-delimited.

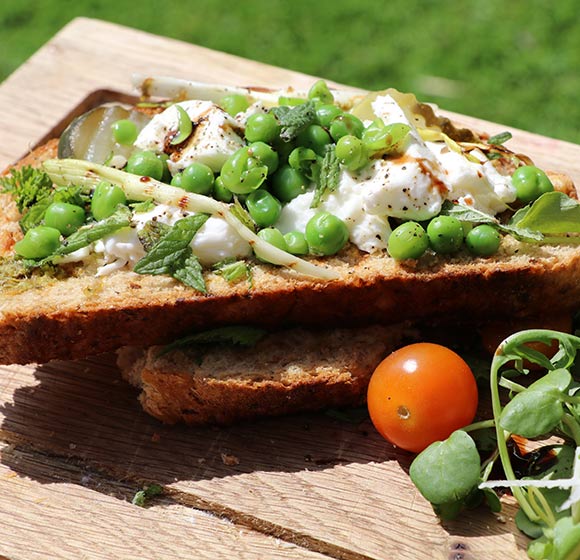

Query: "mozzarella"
left=134, top=100, right=245, bottom=172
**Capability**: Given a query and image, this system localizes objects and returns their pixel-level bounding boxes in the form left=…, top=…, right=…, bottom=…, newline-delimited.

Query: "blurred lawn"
left=1, top=0, right=579, bottom=143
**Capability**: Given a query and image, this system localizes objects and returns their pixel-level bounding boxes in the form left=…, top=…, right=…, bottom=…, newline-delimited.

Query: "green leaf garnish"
left=159, top=325, right=266, bottom=356
left=230, top=197, right=256, bottom=232
left=510, top=192, right=580, bottom=236
left=271, top=101, right=316, bottom=142
left=130, top=199, right=155, bottom=213
left=170, top=105, right=193, bottom=145
left=137, top=220, right=171, bottom=253
left=133, top=213, right=209, bottom=291
left=410, top=430, right=481, bottom=505
left=0, top=165, right=53, bottom=213
left=212, top=258, right=252, bottom=284
left=487, top=131, right=513, bottom=145
left=311, top=144, right=340, bottom=208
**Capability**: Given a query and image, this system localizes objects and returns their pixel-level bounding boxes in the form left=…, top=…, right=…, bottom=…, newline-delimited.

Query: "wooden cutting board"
left=1, top=17, right=578, bottom=560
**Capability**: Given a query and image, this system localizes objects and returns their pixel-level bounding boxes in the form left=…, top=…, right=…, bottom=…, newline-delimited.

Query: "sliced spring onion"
left=42, top=159, right=340, bottom=280
left=131, top=74, right=361, bottom=109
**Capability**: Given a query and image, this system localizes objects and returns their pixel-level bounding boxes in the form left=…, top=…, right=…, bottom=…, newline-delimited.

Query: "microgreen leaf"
left=410, top=430, right=481, bottom=505
left=159, top=325, right=266, bottom=356
left=131, top=199, right=155, bottom=213
left=487, top=131, right=513, bottom=145
left=230, top=197, right=256, bottom=232
left=500, top=388, right=564, bottom=438
left=212, top=258, right=251, bottom=284
left=510, top=192, right=580, bottom=235
left=271, top=101, right=316, bottom=142
left=552, top=516, right=580, bottom=558
left=56, top=206, right=132, bottom=255
left=311, top=144, right=340, bottom=208
left=132, top=484, right=163, bottom=507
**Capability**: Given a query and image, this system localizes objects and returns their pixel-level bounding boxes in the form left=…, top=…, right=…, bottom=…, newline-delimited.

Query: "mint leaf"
left=271, top=101, right=316, bottom=142
left=137, top=220, right=171, bottom=252
left=511, top=192, right=580, bottom=235
left=131, top=199, right=155, bottom=213
left=159, top=325, right=266, bottom=356
left=173, top=253, right=206, bottom=293
left=56, top=206, right=132, bottom=255
left=487, top=131, right=512, bottom=145
left=311, top=144, right=340, bottom=208
left=134, top=214, right=209, bottom=275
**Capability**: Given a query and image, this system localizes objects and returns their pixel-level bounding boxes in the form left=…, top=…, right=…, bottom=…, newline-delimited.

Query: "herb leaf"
left=409, top=430, right=481, bottom=505
left=510, top=192, right=580, bottom=235
left=230, top=197, right=256, bottom=232
left=487, top=131, right=513, bottom=145
left=137, top=220, right=171, bottom=253
left=56, top=206, right=132, bottom=255
left=159, top=325, right=266, bottom=356
left=311, top=144, right=340, bottom=208
left=212, top=258, right=252, bottom=284
left=0, top=166, right=53, bottom=213
left=172, top=253, right=206, bottom=293
left=271, top=101, right=316, bottom=142
left=134, top=213, right=209, bottom=291
left=131, top=199, right=155, bottom=213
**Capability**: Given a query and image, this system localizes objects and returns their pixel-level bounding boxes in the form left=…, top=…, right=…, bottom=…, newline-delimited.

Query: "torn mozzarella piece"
left=134, top=100, right=245, bottom=173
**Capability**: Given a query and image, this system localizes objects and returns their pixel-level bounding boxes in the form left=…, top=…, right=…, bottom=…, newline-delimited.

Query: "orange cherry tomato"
left=367, top=343, right=478, bottom=453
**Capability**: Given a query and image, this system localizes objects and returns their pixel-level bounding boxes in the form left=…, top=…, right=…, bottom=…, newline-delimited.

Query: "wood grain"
left=2, top=15, right=578, bottom=559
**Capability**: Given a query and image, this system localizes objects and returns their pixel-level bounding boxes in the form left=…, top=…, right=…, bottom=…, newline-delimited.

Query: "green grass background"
left=1, top=0, right=579, bottom=143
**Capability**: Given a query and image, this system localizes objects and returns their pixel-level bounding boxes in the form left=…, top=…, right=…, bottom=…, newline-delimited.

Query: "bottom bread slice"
left=117, top=325, right=412, bottom=425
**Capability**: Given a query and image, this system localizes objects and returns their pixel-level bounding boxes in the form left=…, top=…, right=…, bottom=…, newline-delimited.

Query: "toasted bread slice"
left=117, top=324, right=410, bottom=425
left=1, top=136, right=579, bottom=365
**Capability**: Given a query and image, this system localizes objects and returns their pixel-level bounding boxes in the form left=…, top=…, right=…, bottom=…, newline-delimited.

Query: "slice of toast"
left=1, top=110, right=579, bottom=365
left=116, top=324, right=411, bottom=425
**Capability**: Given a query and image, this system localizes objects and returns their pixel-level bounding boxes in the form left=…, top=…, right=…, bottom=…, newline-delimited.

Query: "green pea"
left=284, top=231, right=309, bottom=255
left=387, top=221, right=429, bottom=260
left=126, top=150, right=164, bottom=180
left=308, top=80, right=334, bottom=104
left=305, top=211, right=349, bottom=256
left=246, top=189, right=282, bottom=228
left=362, top=120, right=411, bottom=155
left=157, top=153, right=171, bottom=184
left=112, top=119, right=138, bottom=145
left=427, top=216, right=464, bottom=254
left=271, top=165, right=309, bottom=202
left=181, top=162, right=215, bottom=195
left=329, top=114, right=364, bottom=141
left=335, top=135, right=369, bottom=171
left=91, top=181, right=128, bottom=221
left=213, top=176, right=233, bottom=202
left=512, top=165, right=554, bottom=203
left=14, top=226, right=61, bottom=259
left=247, top=142, right=279, bottom=175
left=170, top=173, right=183, bottom=187
left=255, top=227, right=289, bottom=263
left=245, top=113, right=281, bottom=144
left=220, top=94, right=250, bottom=117
left=315, top=104, right=342, bottom=128
left=220, top=147, right=268, bottom=194
left=296, top=124, right=332, bottom=156
left=465, top=224, right=501, bottom=256
left=44, top=202, right=86, bottom=236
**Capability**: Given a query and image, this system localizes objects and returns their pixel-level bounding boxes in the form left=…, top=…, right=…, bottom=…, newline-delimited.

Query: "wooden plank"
left=0, top=358, right=528, bottom=559
left=1, top=16, right=577, bottom=560
left=0, top=443, right=329, bottom=560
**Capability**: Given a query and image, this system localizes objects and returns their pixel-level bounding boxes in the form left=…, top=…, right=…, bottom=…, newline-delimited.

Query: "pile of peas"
left=387, top=164, right=554, bottom=260
left=111, top=80, right=412, bottom=261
